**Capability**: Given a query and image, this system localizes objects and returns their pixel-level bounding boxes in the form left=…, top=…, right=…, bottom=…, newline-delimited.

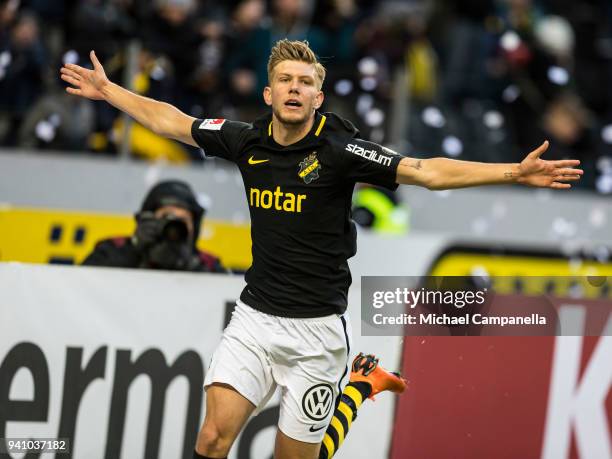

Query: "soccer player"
left=60, top=40, right=582, bottom=459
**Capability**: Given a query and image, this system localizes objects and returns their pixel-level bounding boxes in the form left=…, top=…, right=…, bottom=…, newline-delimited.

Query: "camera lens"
left=162, top=218, right=189, bottom=242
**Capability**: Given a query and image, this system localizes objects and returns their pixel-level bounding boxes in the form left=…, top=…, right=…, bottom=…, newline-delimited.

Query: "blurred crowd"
left=0, top=0, right=611, bottom=192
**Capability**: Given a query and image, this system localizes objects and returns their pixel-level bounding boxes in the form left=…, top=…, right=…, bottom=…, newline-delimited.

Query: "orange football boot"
left=349, top=352, right=407, bottom=400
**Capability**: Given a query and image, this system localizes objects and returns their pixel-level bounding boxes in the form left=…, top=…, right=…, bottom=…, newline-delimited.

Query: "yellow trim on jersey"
left=315, top=115, right=327, bottom=136
left=268, top=115, right=326, bottom=137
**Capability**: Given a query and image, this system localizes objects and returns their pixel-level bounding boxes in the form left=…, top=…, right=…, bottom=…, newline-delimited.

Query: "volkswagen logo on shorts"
left=302, top=383, right=334, bottom=421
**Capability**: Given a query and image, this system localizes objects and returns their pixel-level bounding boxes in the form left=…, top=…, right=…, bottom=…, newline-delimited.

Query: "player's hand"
left=60, top=50, right=109, bottom=101
left=517, top=141, right=583, bottom=189
left=132, top=212, right=162, bottom=252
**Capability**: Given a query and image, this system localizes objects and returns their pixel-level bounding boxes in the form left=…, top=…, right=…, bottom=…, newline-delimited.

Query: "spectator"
left=0, top=10, right=47, bottom=146
left=83, top=180, right=226, bottom=272
left=225, top=0, right=328, bottom=102
left=68, top=0, right=137, bottom=63
left=0, top=0, right=608, bottom=193
left=140, top=0, right=226, bottom=114
left=225, top=0, right=266, bottom=111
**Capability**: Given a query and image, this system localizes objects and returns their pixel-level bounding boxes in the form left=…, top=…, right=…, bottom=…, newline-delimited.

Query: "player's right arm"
left=60, top=50, right=198, bottom=147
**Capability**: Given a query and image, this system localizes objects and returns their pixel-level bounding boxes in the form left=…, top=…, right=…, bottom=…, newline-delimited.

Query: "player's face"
left=264, top=60, right=324, bottom=126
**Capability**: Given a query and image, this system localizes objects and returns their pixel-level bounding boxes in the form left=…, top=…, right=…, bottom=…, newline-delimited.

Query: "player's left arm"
left=396, top=141, right=583, bottom=190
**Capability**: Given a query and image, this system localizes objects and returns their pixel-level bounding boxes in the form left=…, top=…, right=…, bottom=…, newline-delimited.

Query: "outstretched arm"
left=396, top=141, right=583, bottom=190
left=60, top=51, right=197, bottom=146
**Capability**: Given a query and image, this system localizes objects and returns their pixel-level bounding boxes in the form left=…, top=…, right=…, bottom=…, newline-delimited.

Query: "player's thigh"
left=274, top=429, right=321, bottom=459
left=204, top=300, right=276, bottom=412
left=197, top=383, right=255, bottom=444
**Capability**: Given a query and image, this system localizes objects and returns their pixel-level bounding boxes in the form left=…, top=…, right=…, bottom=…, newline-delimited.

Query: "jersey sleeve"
left=333, top=137, right=403, bottom=190
left=190, top=118, right=251, bottom=162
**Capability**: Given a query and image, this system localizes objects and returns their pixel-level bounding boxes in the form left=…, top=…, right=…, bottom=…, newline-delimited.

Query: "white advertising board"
left=0, top=263, right=402, bottom=459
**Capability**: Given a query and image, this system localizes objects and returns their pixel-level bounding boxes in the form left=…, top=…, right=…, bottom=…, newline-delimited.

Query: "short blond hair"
left=267, top=39, right=326, bottom=89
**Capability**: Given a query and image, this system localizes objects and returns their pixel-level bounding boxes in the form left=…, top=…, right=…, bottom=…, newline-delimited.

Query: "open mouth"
left=285, top=99, right=302, bottom=109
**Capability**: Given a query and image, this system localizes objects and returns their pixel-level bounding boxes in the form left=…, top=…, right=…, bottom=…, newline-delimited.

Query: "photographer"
left=82, top=180, right=225, bottom=272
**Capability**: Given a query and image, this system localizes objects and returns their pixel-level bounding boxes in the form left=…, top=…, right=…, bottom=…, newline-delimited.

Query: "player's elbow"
left=152, top=120, right=182, bottom=142
left=425, top=177, right=446, bottom=190
left=150, top=104, right=187, bottom=139
left=149, top=120, right=166, bottom=137
left=150, top=116, right=174, bottom=138
left=422, top=166, right=456, bottom=190
left=397, top=158, right=447, bottom=190
left=418, top=170, right=445, bottom=190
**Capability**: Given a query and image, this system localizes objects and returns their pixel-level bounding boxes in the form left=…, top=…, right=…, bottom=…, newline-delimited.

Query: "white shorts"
left=204, top=299, right=352, bottom=443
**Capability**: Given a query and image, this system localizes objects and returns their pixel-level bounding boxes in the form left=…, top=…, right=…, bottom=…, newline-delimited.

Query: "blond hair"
left=267, top=39, right=326, bottom=89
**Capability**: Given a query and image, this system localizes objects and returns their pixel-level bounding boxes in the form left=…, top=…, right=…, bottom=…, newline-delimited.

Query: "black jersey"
left=191, top=112, right=403, bottom=317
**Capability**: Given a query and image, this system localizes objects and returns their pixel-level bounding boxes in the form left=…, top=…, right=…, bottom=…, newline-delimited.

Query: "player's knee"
left=196, top=422, right=233, bottom=456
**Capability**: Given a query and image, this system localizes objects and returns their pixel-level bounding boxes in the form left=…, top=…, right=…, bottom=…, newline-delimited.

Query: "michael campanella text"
left=372, top=313, right=547, bottom=326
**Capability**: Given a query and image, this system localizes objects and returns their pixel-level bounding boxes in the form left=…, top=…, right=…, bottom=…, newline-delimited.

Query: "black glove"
left=132, top=211, right=162, bottom=253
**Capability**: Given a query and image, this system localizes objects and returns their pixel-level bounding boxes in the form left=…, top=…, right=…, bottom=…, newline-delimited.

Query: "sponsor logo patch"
left=248, top=155, right=269, bottom=165
left=309, top=424, right=327, bottom=432
left=346, top=143, right=392, bottom=166
left=249, top=187, right=306, bottom=213
left=199, top=119, right=226, bottom=130
left=302, top=383, right=334, bottom=421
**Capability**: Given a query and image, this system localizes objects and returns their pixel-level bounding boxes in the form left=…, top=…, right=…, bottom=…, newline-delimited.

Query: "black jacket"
left=82, top=236, right=226, bottom=273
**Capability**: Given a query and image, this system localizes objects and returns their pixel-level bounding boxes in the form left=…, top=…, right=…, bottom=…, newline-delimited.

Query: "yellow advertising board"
left=0, top=206, right=252, bottom=270
left=428, top=245, right=611, bottom=299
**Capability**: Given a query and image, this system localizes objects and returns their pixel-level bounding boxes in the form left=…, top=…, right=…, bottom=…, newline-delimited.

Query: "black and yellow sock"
left=319, top=382, right=372, bottom=459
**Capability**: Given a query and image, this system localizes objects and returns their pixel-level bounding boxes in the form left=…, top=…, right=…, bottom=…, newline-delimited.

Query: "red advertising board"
left=390, top=334, right=611, bottom=459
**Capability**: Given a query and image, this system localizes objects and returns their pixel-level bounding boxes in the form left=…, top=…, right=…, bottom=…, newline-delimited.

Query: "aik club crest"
left=298, top=152, right=321, bottom=184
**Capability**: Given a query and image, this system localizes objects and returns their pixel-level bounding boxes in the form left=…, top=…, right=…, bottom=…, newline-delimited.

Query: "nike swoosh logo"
left=309, top=424, right=326, bottom=432
left=248, top=156, right=269, bottom=165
